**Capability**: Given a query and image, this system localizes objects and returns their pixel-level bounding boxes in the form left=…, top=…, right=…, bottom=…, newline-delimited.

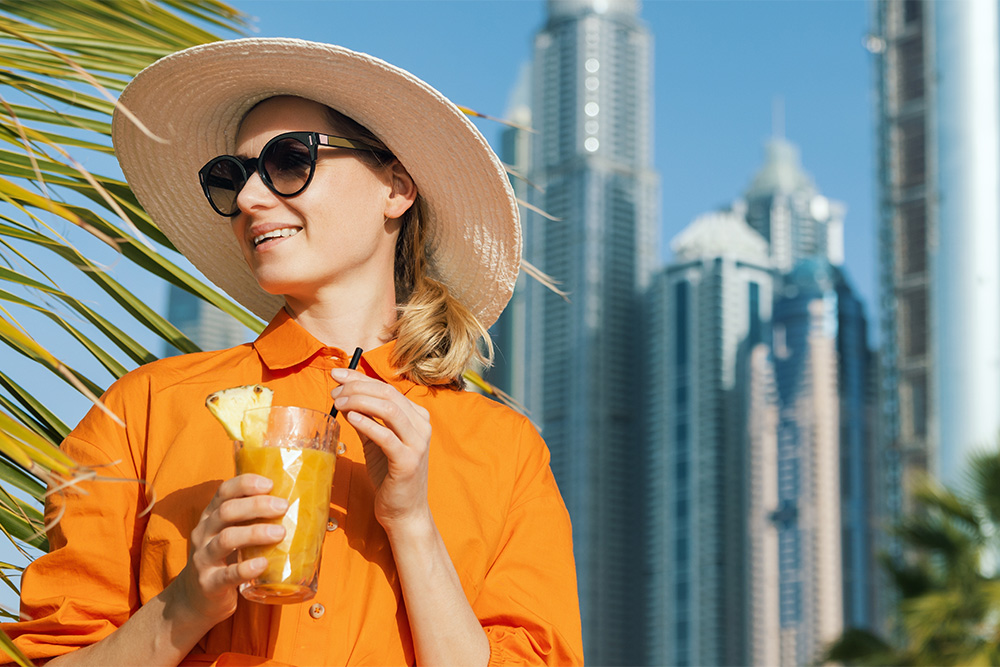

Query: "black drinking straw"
left=330, top=347, right=363, bottom=418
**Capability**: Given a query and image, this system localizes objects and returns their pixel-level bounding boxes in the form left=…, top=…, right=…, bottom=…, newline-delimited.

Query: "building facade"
left=648, top=136, right=875, bottom=665
left=741, top=138, right=875, bottom=639
left=771, top=261, right=857, bottom=665
left=650, top=212, right=774, bottom=666
left=520, top=0, right=659, bottom=662
left=873, top=0, right=1000, bottom=498
left=163, top=284, right=249, bottom=356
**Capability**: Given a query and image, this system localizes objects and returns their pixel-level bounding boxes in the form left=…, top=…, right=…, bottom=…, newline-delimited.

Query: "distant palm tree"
left=825, top=447, right=1000, bottom=666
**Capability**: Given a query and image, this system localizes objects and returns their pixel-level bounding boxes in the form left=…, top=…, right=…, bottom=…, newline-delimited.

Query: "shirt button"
left=335, top=442, right=347, bottom=455
left=326, top=518, right=339, bottom=532
left=309, top=603, right=325, bottom=619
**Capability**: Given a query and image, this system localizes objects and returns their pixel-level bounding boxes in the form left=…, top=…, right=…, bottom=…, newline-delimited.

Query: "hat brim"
left=112, top=38, right=520, bottom=329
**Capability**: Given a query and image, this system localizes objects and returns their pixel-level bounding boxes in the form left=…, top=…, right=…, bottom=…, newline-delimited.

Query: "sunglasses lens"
left=204, top=158, right=245, bottom=216
left=262, top=136, right=313, bottom=195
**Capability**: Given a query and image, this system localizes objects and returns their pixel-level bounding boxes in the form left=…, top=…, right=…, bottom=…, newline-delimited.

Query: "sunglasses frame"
left=198, top=131, right=390, bottom=217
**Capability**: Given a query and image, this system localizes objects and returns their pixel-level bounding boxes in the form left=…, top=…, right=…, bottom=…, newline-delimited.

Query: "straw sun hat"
left=111, top=38, right=520, bottom=329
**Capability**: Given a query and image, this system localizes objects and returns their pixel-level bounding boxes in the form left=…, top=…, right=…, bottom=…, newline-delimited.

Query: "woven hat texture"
left=112, top=38, right=520, bottom=328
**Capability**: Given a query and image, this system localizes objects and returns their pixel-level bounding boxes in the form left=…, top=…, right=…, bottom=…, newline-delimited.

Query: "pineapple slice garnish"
left=240, top=407, right=270, bottom=449
left=205, top=384, right=273, bottom=444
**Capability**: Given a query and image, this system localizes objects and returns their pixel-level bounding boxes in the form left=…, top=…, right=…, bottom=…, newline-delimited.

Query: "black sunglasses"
left=198, top=131, right=390, bottom=216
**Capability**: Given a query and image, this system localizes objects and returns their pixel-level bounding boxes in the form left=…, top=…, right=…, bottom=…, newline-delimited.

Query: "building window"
left=748, top=281, right=761, bottom=345
left=897, top=34, right=925, bottom=105
left=676, top=281, right=689, bottom=368
left=901, top=372, right=928, bottom=439
left=897, top=200, right=927, bottom=276
left=898, top=288, right=927, bottom=357
left=898, top=116, right=926, bottom=189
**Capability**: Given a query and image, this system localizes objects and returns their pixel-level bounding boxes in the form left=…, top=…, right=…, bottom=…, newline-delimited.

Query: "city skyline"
left=647, top=131, right=875, bottom=665
left=1, top=1, right=876, bottom=430
left=0, top=3, right=884, bottom=632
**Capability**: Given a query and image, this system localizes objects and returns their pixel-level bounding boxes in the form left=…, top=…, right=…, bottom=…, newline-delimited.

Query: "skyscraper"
left=770, top=260, right=846, bottom=665
left=649, top=211, right=774, bottom=666
left=489, top=64, right=534, bottom=405
left=516, top=0, right=659, bottom=662
left=742, top=137, right=876, bottom=639
left=873, top=0, right=1000, bottom=502
left=649, top=137, right=875, bottom=665
left=163, top=284, right=249, bottom=356
left=744, top=137, right=845, bottom=272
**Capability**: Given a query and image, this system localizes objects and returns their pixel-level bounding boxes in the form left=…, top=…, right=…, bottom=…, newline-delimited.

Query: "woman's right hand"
left=170, top=474, right=288, bottom=627
left=46, top=475, right=289, bottom=667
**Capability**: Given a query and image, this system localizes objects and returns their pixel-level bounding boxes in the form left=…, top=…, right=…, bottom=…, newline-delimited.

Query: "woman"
left=5, top=39, right=583, bottom=666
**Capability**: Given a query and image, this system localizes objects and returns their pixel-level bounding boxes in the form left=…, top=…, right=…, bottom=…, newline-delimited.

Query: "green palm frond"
left=965, top=449, right=1000, bottom=528
left=829, top=446, right=1000, bottom=666
left=0, top=0, right=249, bottom=622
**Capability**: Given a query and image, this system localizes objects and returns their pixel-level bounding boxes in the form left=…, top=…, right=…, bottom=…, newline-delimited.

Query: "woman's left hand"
left=330, top=368, right=432, bottom=532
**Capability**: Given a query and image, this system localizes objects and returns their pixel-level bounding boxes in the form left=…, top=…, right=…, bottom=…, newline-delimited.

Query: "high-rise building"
left=489, top=64, right=533, bottom=405
left=163, top=284, right=249, bottom=356
left=742, top=137, right=876, bottom=638
left=744, top=137, right=845, bottom=272
left=649, top=211, right=774, bottom=667
left=500, top=0, right=660, bottom=662
left=872, top=0, right=1000, bottom=502
left=649, top=137, right=876, bottom=666
left=770, top=260, right=868, bottom=665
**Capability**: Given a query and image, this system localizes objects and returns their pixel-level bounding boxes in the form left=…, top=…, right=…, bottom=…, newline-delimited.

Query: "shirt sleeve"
left=1, top=377, right=149, bottom=663
left=473, top=419, right=584, bottom=666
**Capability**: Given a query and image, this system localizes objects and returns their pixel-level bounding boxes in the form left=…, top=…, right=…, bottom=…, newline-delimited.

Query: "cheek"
left=230, top=218, right=253, bottom=263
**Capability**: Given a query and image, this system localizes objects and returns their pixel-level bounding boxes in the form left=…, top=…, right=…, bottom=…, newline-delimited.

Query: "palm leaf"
left=0, top=0, right=248, bottom=605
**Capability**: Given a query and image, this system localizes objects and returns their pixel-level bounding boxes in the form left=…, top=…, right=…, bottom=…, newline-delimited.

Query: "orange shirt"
left=4, top=310, right=583, bottom=666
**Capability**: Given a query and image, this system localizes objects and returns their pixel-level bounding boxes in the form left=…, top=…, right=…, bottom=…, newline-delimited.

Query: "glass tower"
left=651, top=211, right=774, bottom=666
left=521, top=0, right=659, bottom=662
left=771, top=260, right=875, bottom=665
left=873, top=0, right=1000, bottom=495
left=163, top=284, right=250, bottom=356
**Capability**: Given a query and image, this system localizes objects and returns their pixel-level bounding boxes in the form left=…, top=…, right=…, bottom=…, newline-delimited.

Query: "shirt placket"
left=287, top=350, right=354, bottom=660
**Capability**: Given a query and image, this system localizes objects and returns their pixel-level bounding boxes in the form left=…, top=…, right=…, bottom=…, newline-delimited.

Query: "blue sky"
left=0, top=0, right=877, bottom=609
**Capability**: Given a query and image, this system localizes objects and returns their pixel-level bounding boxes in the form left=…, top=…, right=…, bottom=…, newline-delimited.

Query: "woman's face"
left=230, top=96, right=415, bottom=306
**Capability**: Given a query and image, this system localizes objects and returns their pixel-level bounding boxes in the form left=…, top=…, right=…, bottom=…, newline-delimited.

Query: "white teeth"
left=252, top=227, right=300, bottom=247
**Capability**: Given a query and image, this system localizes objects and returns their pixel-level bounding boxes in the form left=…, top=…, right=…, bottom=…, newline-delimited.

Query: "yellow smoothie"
left=236, top=445, right=336, bottom=601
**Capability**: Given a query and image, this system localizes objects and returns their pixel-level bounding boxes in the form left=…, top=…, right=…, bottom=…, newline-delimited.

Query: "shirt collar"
left=253, top=308, right=416, bottom=394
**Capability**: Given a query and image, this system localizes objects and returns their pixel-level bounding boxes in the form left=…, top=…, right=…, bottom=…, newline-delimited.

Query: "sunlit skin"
left=48, top=97, right=490, bottom=666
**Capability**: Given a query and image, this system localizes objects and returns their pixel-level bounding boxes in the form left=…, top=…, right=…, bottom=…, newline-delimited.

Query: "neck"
left=283, top=281, right=397, bottom=353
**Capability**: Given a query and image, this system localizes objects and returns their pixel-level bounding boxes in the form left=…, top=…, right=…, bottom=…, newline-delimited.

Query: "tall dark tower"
left=524, top=0, right=659, bottom=662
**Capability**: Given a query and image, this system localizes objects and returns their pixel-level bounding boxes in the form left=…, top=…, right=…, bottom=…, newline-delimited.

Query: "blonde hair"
left=318, top=103, right=493, bottom=388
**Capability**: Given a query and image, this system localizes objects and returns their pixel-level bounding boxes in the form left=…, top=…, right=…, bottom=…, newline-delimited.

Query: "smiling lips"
left=252, top=227, right=301, bottom=247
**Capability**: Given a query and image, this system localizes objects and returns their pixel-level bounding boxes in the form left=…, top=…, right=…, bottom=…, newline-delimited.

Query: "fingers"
left=330, top=369, right=430, bottom=452
left=192, top=476, right=287, bottom=571
left=197, top=475, right=287, bottom=538
left=201, top=521, right=286, bottom=564
left=178, top=475, right=288, bottom=623
left=200, top=474, right=273, bottom=519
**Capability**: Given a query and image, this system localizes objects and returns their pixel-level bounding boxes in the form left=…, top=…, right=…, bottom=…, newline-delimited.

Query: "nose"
left=234, top=168, right=277, bottom=214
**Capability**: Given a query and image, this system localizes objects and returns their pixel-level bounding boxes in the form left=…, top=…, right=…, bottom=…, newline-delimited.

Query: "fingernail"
left=334, top=396, right=347, bottom=409
left=270, top=496, right=288, bottom=512
left=332, top=368, right=347, bottom=380
left=266, top=525, right=284, bottom=539
left=250, top=557, right=268, bottom=570
left=348, top=411, right=362, bottom=423
left=330, top=386, right=342, bottom=397
left=255, top=477, right=273, bottom=491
